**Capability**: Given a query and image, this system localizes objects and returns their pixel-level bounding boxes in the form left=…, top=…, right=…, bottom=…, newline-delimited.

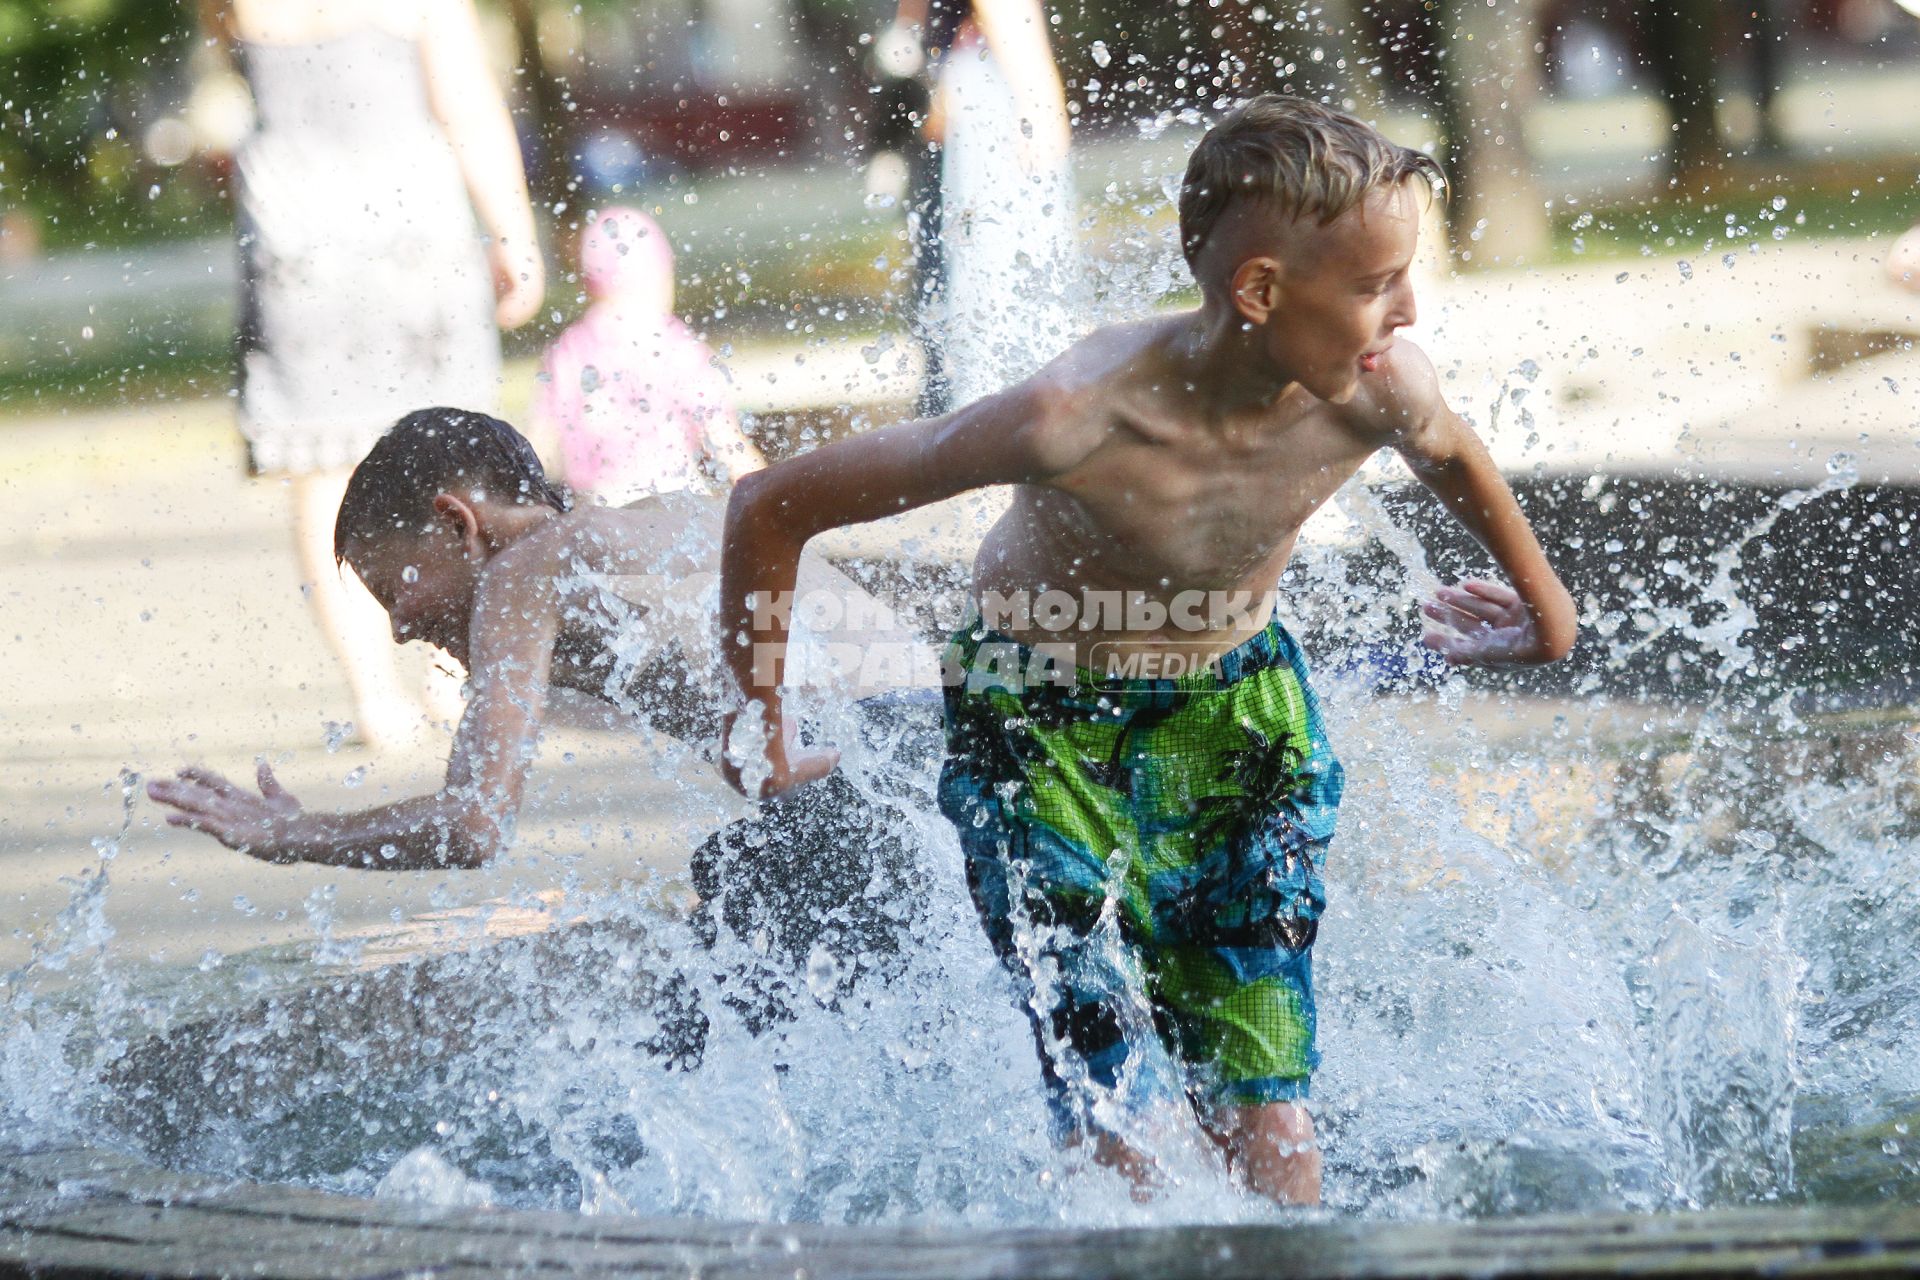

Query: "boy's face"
left=344, top=527, right=483, bottom=664
left=1246, top=180, right=1422, bottom=403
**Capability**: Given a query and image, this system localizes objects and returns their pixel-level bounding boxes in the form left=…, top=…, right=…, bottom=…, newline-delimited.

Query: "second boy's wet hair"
left=1177, top=95, right=1445, bottom=266
left=333, top=407, right=570, bottom=563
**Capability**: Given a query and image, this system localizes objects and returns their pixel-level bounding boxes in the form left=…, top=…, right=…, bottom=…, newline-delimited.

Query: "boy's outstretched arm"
left=148, top=537, right=568, bottom=869
left=720, top=381, right=1083, bottom=797
left=1371, top=343, right=1577, bottom=666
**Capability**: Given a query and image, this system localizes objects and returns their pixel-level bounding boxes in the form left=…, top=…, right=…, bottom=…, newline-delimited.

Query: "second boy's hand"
left=148, top=762, right=305, bottom=863
left=1421, top=578, right=1563, bottom=668
left=717, top=706, right=840, bottom=801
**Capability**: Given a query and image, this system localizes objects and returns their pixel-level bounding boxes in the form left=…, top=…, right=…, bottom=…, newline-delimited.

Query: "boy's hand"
left=147, top=762, right=306, bottom=863
left=1421, top=579, right=1563, bottom=668
left=719, top=709, right=840, bottom=800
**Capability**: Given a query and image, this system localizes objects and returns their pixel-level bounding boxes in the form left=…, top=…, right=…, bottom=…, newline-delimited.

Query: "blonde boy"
left=727, top=95, right=1578, bottom=1206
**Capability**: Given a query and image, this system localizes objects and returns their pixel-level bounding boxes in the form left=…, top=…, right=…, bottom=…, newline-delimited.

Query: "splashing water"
left=4, top=467, right=1913, bottom=1228
left=5, top=161, right=1919, bottom=1233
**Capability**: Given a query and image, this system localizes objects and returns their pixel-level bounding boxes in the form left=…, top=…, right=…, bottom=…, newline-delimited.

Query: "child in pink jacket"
left=537, top=207, right=764, bottom=504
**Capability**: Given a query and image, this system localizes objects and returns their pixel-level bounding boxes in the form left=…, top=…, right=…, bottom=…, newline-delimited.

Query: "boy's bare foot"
left=1061, top=1125, right=1167, bottom=1204
left=349, top=699, right=438, bottom=755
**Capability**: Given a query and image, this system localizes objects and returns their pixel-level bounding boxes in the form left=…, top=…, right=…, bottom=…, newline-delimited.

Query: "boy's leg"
left=1202, top=1101, right=1321, bottom=1207
left=1070, top=1127, right=1162, bottom=1202
left=1138, top=620, right=1338, bottom=1207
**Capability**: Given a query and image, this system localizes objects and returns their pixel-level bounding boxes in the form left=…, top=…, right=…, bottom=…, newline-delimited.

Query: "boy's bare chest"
left=1049, top=415, right=1369, bottom=581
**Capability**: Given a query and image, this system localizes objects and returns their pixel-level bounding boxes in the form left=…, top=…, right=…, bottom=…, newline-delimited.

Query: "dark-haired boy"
left=148, top=406, right=795, bottom=869
left=719, top=95, right=1578, bottom=1205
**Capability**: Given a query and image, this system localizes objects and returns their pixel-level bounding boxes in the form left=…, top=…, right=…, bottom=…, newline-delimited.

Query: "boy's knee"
left=1233, top=1099, right=1314, bottom=1147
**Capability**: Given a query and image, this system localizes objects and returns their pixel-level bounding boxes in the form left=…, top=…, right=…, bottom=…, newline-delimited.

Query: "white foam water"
left=4, top=485, right=1915, bottom=1228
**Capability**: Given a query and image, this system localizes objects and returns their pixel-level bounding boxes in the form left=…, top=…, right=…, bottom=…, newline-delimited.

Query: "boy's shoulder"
left=920, top=318, right=1170, bottom=483
left=1026, top=313, right=1188, bottom=423
left=489, top=502, right=656, bottom=586
left=1054, top=313, right=1181, bottom=383
left=1335, top=336, right=1449, bottom=445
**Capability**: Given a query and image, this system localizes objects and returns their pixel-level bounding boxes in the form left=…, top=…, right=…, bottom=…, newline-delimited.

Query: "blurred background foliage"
left=2, top=0, right=1917, bottom=250
left=1, top=0, right=1917, bottom=406
left=0, top=0, right=197, bottom=247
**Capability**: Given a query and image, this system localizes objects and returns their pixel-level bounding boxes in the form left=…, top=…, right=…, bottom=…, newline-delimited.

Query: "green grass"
left=1550, top=165, right=1920, bottom=263
left=9, top=158, right=1918, bottom=421
left=0, top=345, right=234, bottom=414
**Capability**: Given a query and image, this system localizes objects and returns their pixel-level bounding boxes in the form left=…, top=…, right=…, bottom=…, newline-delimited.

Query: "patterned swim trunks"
left=937, top=612, right=1343, bottom=1133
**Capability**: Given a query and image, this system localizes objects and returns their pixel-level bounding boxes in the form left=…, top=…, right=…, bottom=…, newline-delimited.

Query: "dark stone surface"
left=1348, top=478, right=1920, bottom=705
left=10, top=1139, right=1920, bottom=1279
left=100, top=692, right=949, bottom=1192
left=691, top=690, right=945, bottom=1028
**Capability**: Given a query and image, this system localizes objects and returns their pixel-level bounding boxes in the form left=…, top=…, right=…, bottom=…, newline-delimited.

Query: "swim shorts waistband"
left=944, top=608, right=1306, bottom=705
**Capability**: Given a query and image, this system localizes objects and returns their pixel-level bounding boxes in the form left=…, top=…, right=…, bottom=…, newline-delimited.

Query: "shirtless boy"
left=148, top=406, right=755, bottom=869
left=718, top=96, right=1578, bottom=1206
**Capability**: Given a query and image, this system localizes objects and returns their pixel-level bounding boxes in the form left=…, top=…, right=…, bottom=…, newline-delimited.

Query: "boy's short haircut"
left=334, top=407, right=570, bottom=563
left=1178, top=94, right=1445, bottom=267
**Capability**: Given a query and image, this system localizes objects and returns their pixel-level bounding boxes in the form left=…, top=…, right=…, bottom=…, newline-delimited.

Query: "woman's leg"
left=288, top=468, right=422, bottom=750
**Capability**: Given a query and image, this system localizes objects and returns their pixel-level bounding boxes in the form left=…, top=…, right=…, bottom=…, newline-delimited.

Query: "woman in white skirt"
left=202, top=0, right=544, bottom=749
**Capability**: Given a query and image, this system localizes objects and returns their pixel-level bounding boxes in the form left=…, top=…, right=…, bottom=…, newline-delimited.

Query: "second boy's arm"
left=149, top=542, right=568, bottom=869
left=719, top=382, right=1081, bottom=797
left=1371, top=344, right=1577, bottom=666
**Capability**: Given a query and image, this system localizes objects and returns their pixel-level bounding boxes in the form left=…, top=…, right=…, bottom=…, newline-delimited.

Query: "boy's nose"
left=1393, top=281, right=1418, bottom=330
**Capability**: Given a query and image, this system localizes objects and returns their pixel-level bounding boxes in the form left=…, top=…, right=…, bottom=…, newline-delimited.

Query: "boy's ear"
left=1229, top=256, right=1284, bottom=325
left=429, top=493, right=485, bottom=555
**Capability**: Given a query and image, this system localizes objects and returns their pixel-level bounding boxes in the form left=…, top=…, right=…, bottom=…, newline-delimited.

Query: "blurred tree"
left=0, top=0, right=193, bottom=234
left=501, top=0, right=570, bottom=206
left=1432, top=0, right=1550, bottom=266
left=1639, top=0, right=1721, bottom=181
left=1746, top=0, right=1788, bottom=153
left=790, top=0, right=876, bottom=162
left=1210, top=0, right=1383, bottom=113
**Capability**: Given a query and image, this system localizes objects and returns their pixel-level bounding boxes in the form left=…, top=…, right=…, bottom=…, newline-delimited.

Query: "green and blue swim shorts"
left=937, top=613, right=1343, bottom=1133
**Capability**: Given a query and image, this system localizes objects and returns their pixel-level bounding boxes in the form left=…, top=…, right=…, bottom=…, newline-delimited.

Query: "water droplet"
left=804, top=942, right=843, bottom=1001
left=1090, top=40, right=1111, bottom=68
left=402, top=565, right=420, bottom=584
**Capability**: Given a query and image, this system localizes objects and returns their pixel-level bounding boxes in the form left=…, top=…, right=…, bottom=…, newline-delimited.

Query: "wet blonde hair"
left=1177, top=95, right=1444, bottom=268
